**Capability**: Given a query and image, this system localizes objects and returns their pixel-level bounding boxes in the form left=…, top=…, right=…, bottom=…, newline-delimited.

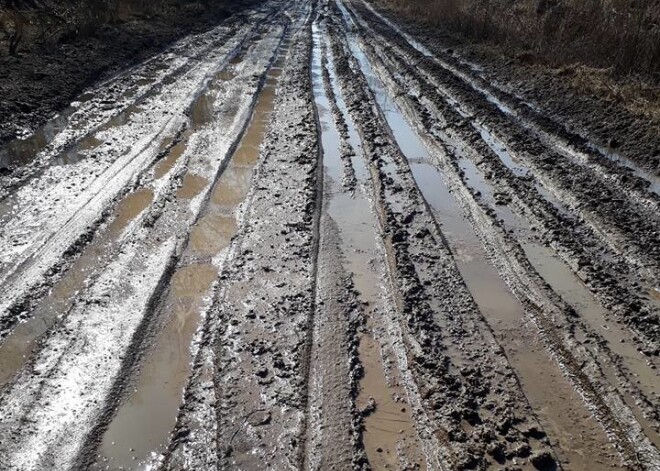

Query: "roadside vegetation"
left=379, top=0, right=660, bottom=119
left=0, top=0, right=234, bottom=56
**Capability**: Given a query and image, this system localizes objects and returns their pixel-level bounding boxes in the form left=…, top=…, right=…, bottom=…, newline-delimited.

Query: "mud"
left=0, top=0, right=658, bottom=469
left=88, top=20, right=290, bottom=470
left=0, top=187, right=153, bottom=388
left=0, top=0, right=256, bottom=150
left=336, top=0, right=660, bottom=466
left=94, top=263, right=217, bottom=470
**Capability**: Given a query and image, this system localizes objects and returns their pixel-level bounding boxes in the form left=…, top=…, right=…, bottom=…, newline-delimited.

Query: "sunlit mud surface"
left=0, top=0, right=658, bottom=469
left=0, top=187, right=154, bottom=388
left=343, top=27, right=620, bottom=469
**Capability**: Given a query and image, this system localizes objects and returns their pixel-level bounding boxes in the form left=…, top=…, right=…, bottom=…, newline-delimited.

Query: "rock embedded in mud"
left=247, top=410, right=271, bottom=427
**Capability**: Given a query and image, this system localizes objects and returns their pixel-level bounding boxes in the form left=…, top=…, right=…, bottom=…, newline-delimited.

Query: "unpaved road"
left=0, top=0, right=658, bottom=470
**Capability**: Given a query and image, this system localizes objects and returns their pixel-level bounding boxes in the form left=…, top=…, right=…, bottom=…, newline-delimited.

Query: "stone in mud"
left=172, top=426, right=191, bottom=442
left=247, top=410, right=271, bottom=426
left=487, top=441, right=506, bottom=461
left=523, top=425, right=546, bottom=440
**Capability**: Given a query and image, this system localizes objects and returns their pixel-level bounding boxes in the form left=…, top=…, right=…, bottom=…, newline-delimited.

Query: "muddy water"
left=344, top=28, right=625, bottom=469
left=0, top=27, right=251, bottom=406
left=93, top=33, right=289, bottom=471
left=45, top=103, right=149, bottom=167
left=154, top=137, right=189, bottom=180
left=0, top=34, right=230, bottom=174
left=94, top=264, right=217, bottom=471
left=189, top=213, right=237, bottom=257
left=0, top=188, right=154, bottom=388
left=313, top=26, right=427, bottom=469
left=176, top=173, right=209, bottom=200
left=410, top=160, right=624, bottom=470
left=590, top=143, right=660, bottom=195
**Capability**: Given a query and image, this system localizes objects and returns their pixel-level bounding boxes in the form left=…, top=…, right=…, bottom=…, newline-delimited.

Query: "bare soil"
left=0, top=0, right=658, bottom=470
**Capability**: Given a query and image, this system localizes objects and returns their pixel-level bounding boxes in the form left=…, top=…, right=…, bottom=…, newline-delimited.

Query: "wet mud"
left=0, top=0, right=658, bottom=469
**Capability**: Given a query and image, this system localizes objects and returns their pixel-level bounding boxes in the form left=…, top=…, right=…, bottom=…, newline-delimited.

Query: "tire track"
left=0, top=2, right=286, bottom=344
left=343, top=0, right=660, bottom=416
left=325, top=8, right=563, bottom=469
left=0, top=10, right=290, bottom=471
left=335, top=0, right=660, bottom=467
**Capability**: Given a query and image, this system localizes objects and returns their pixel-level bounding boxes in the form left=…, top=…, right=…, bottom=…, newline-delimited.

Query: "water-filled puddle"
left=52, top=134, right=104, bottom=166
left=153, top=138, right=188, bottom=180
left=211, top=166, right=254, bottom=207
left=176, top=173, right=208, bottom=200
left=189, top=213, right=237, bottom=257
left=94, top=263, right=218, bottom=470
left=97, top=105, right=144, bottom=134
left=108, top=189, right=155, bottom=234
left=190, top=93, right=215, bottom=127
left=651, top=287, right=660, bottom=301
left=590, top=143, right=660, bottom=196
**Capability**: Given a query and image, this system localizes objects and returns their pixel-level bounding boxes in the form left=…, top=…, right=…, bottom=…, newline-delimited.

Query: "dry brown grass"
left=551, top=64, right=660, bottom=122
left=383, top=0, right=660, bottom=78
left=379, top=0, right=660, bottom=121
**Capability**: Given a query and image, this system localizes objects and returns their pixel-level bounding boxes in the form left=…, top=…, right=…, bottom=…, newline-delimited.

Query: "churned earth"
left=0, top=0, right=658, bottom=470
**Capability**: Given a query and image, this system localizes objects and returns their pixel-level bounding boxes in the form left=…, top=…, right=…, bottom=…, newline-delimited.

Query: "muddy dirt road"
left=0, top=0, right=658, bottom=469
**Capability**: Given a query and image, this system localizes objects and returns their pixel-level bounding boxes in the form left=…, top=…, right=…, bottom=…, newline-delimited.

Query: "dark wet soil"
left=0, top=0, right=255, bottom=154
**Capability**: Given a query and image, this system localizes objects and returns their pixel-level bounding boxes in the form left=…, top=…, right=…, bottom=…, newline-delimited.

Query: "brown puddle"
left=348, top=33, right=627, bottom=469
left=190, top=93, right=215, bottom=128
left=92, top=30, right=289, bottom=470
left=357, top=333, right=423, bottom=470
left=189, top=213, right=237, bottom=257
left=448, top=126, right=660, bottom=440
left=153, top=138, right=188, bottom=180
left=229, top=53, right=244, bottom=65
left=93, top=263, right=218, bottom=471
left=107, top=189, right=154, bottom=234
left=0, top=187, right=153, bottom=388
left=211, top=166, right=254, bottom=206
left=53, top=134, right=104, bottom=166
left=176, top=173, right=208, bottom=200
left=312, top=27, right=426, bottom=469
